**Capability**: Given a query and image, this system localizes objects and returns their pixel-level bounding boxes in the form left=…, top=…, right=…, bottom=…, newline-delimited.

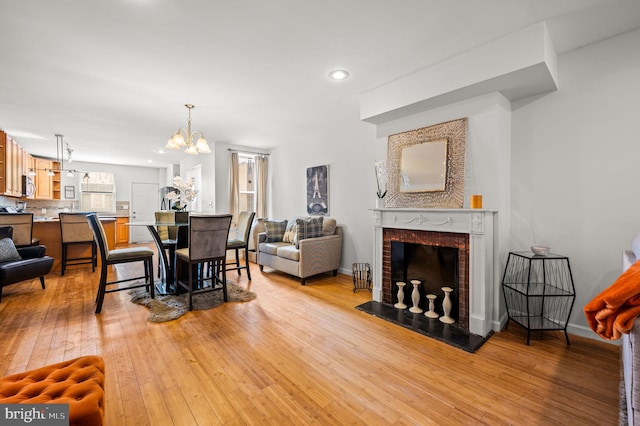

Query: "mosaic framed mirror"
left=385, top=117, right=467, bottom=208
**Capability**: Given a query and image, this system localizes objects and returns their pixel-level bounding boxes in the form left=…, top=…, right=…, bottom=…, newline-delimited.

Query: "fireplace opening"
left=391, top=242, right=459, bottom=318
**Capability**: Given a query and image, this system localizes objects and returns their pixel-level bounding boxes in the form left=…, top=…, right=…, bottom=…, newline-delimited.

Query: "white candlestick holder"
left=394, top=282, right=407, bottom=309
left=439, top=286, right=455, bottom=324
left=425, top=294, right=439, bottom=318
left=409, top=280, right=423, bottom=313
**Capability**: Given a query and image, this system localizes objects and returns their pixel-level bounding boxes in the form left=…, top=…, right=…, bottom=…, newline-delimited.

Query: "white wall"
left=266, top=28, right=640, bottom=342
left=511, top=27, right=640, bottom=338
left=179, top=150, right=216, bottom=213
left=59, top=161, right=161, bottom=201
left=268, top=105, right=381, bottom=272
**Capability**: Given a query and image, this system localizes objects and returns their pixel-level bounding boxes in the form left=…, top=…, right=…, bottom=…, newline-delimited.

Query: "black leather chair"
left=0, top=226, right=54, bottom=302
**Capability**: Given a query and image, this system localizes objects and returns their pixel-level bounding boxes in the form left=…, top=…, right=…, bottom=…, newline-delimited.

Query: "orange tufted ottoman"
left=0, top=355, right=105, bottom=426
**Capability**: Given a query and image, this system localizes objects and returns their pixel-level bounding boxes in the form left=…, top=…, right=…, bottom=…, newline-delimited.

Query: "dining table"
left=126, top=220, right=189, bottom=295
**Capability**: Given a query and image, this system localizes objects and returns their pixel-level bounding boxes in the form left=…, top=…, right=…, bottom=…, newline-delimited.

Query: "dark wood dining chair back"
left=226, top=211, right=256, bottom=280
left=189, top=215, right=232, bottom=261
left=86, top=213, right=154, bottom=313
left=175, top=214, right=232, bottom=310
left=59, top=212, right=97, bottom=276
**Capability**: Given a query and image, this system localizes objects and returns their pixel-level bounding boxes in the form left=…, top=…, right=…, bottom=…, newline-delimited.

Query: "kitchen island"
left=33, top=217, right=116, bottom=273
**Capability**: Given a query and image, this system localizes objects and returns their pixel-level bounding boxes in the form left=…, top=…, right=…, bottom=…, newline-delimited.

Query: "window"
left=238, top=155, right=256, bottom=213
left=80, top=172, right=116, bottom=213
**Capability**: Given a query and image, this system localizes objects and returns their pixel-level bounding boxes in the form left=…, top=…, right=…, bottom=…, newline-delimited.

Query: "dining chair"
left=0, top=212, right=39, bottom=247
left=226, top=211, right=255, bottom=280
left=175, top=214, right=232, bottom=311
left=154, top=211, right=178, bottom=279
left=86, top=213, right=154, bottom=314
left=59, top=212, right=97, bottom=276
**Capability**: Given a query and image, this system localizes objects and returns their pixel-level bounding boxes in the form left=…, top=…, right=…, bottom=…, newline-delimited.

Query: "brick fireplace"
left=383, top=228, right=470, bottom=330
left=372, top=208, right=497, bottom=337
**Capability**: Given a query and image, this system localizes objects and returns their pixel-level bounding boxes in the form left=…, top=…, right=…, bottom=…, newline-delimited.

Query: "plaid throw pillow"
left=264, top=219, right=288, bottom=242
left=295, top=217, right=324, bottom=249
left=0, top=237, right=21, bottom=262
left=283, top=221, right=297, bottom=244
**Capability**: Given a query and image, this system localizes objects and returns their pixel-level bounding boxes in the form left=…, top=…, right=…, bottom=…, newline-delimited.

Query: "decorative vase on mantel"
left=376, top=197, right=385, bottom=209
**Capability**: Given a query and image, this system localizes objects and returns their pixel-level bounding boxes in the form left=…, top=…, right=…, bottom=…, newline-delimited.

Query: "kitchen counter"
left=33, top=217, right=116, bottom=272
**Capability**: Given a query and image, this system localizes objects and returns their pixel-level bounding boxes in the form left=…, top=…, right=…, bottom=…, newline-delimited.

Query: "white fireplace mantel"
left=372, top=208, right=498, bottom=337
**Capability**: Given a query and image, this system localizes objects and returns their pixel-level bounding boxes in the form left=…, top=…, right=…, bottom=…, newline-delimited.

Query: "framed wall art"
left=306, top=165, right=329, bottom=215
left=64, top=186, right=75, bottom=199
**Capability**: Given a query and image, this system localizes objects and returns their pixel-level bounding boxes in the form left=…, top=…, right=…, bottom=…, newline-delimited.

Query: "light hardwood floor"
left=0, top=249, right=620, bottom=425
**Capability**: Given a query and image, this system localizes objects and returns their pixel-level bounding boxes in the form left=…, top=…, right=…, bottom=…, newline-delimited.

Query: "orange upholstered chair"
left=0, top=355, right=105, bottom=426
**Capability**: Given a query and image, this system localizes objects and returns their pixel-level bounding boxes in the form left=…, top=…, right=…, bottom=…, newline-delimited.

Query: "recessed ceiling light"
left=328, top=69, right=349, bottom=80
left=157, top=149, right=165, bottom=154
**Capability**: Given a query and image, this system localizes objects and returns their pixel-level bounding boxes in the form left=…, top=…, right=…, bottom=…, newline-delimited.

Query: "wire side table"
left=501, top=251, right=576, bottom=345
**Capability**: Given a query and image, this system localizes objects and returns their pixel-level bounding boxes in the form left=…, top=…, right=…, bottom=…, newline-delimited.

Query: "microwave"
left=22, top=175, right=35, bottom=197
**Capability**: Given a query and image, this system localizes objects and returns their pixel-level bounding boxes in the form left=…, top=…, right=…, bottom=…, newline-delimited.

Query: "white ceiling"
left=1, top=0, right=639, bottom=168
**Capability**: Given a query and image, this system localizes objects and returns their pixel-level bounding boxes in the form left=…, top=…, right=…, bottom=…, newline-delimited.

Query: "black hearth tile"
left=355, top=301, right=492, bottom=353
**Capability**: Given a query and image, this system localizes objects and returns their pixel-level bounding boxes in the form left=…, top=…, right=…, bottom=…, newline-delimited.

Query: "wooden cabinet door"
left=5, top=136, right=13, bottom=196
left=116, top=217, right=130, bottom=246
left=0, top=131, right=6, bottom=195
left=51, top=161, right=61, bottom=200
left=35, top=158, right=53, bottom=199
left=14, top=143, right=22, bottom=196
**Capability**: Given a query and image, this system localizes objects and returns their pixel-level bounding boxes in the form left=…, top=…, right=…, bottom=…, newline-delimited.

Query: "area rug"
left=130, top=282, right=256, bottom=322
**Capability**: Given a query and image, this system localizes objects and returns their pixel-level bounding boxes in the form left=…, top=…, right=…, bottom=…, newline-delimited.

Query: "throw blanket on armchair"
left=584, top=259, right=640, bottom=340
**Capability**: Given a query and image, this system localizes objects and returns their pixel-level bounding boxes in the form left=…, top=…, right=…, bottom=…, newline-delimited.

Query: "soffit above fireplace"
left=360, top=22, right=558, bottom=125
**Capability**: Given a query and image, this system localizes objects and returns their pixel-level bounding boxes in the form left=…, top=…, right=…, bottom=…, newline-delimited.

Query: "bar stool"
left=59, top=212, right=98, bottom=276
left=226, top=211, right=255, bottom=280
left=155, top=211, right=178, bottom=279
left=0, top=212, right=39, bottom=247
left=87, top=213, right=154, bottom=314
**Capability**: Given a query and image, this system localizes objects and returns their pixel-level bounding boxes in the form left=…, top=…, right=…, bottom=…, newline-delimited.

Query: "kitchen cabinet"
left=3, top=135, right=24, bottom=197
left=13, top=143, right=23, bottom=196
left=34, top=158, right=60, bottom=200
left=0, top=132, right=6, bottom=194
left=23, top=153, right=35, bottom=199
left=0, top=131, right=39, bottom=198
left=35, top=158, right=53, bottom=199
left=116, top=217, right=129, bottom=246
left=52, top=161, right=61, bottom=200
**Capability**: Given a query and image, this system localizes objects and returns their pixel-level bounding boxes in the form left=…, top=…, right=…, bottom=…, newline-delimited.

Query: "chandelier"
left=165, top=104, right=211, bottom=154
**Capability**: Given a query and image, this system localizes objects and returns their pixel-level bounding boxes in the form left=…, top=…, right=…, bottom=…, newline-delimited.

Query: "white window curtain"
left=229, top=152, right=240, bottom=226
left=229, top=151, right=268, bottom=224
left=256, top=155, right=268, bottom=219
